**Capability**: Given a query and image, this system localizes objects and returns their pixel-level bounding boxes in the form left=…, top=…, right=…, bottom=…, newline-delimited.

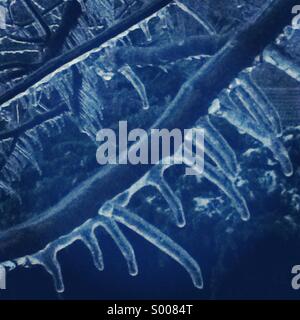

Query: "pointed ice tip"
left=128, top=263, right=139, bottom=277
left=241, top=212, right=251, bottom=222
left=176, top=220, right=186, bottom=228
left=280, top=152, right=294, bottom=178
left=270, top=139, right=294, bottom=178
left=194, top=280, right=204, bottom=290
left=56, top=283, right=65, bottom=294
left=175, top=213, right=186, bottom=228
left=238, top=200, right=251, bottom=222
left=283, top=166, right=294, bottom=178
left=191, top=268, right=203, bottom=290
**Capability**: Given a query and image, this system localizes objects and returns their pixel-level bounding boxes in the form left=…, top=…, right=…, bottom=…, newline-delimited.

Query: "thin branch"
left=114, top=35, right=228, bottom=66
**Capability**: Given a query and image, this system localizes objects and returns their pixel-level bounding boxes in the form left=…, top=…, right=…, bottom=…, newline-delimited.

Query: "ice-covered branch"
left=114, top=35, right=227, bottom=66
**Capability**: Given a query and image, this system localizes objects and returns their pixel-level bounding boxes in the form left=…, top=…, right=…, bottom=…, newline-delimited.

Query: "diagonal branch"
left=114, top=34, right=228, bottom=66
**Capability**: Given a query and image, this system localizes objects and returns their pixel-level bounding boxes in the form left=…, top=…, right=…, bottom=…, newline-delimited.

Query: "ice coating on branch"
left=0, top=199, right=203, bottom=292
left=1, top=215, right=137, bottom=292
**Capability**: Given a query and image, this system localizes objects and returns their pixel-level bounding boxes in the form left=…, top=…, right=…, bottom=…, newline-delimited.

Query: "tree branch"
left=114, top=35, right=228, bottom=66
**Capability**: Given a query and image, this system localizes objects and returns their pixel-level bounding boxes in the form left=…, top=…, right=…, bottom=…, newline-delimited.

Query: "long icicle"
left=210, top=92, right=293, bottom=177
left=99, top=215, right=138, bottom=276
left=238, top=72, right=282, bottom=136
left=147, top=166, right=186, bottom=228
left=103, top=205, right=203, bottom=289
left=196, top=116, right=238, bottom=178
left=183, top=146, right=250, bottom=221
left=174, top=0, right=216, bottom=35
left=119, top=65, right=150, bottom=110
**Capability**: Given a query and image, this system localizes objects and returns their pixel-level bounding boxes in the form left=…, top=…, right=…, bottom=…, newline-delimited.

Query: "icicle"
left=197, top=138, right=233, bottom=179
left=147, top=165, right=186, bottom=228
left=238, top=72, right=282, bottom=136
left=76, top=0, right=86, bottom=12
left=196, top=116, right=238, bottom=178
left=80, top=221, right=104, bottom=271
left=103, top=205, right=203, bottom=289
left=263, top=46, right=300, bottom=82
left=202, top=162, right=250, bottom=221
left=157, top=8, right=170, bottom=30
left=268, top=137, right=293, bottom=177
left=213, top=92, right=274, bottom=140
left=15, top=102, right=20, bottom=124
left=230, top=85, right=271, bottom=132
left=174, top=0, right=215, bottom=35
left=139, top=20, right=152, bottom=42
left=98, top=215, right=138, bottom=276
left=119, top=65, right=150, bottom=110
left=183, top=146, right=250, bottom=221
left=29, top=250, right=64, bottom=293
left=210, top=92, right=293, bottom=177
